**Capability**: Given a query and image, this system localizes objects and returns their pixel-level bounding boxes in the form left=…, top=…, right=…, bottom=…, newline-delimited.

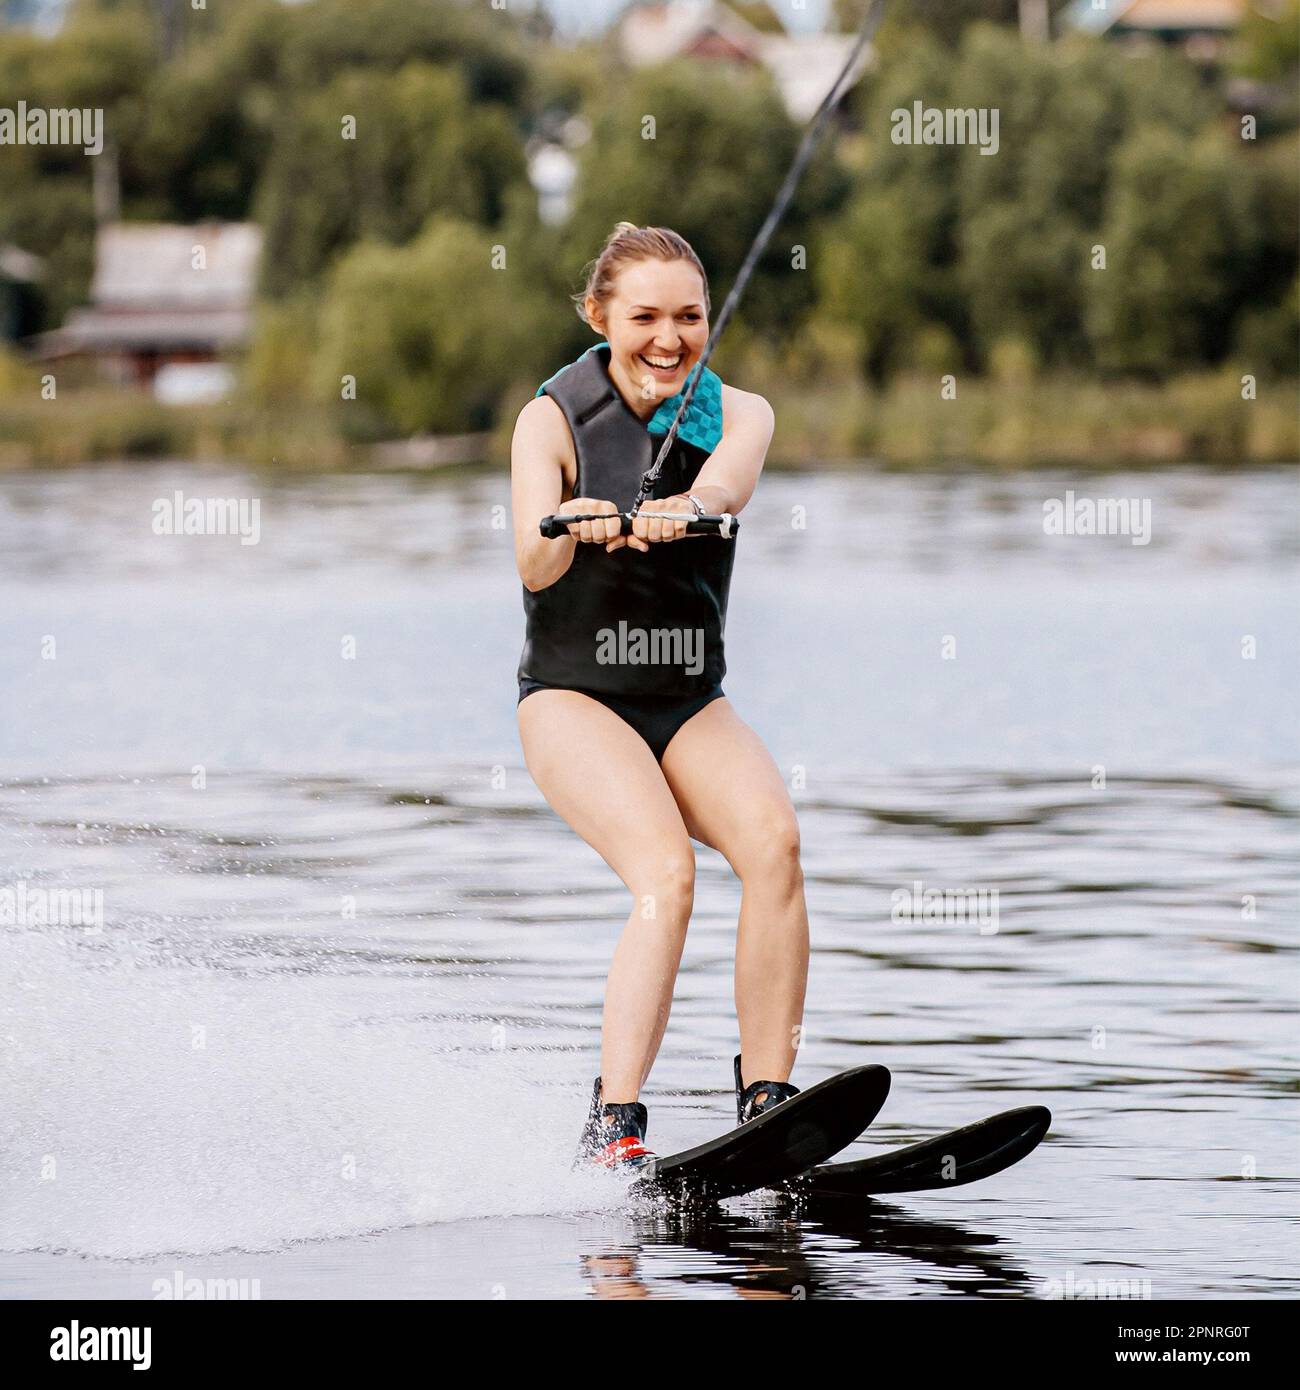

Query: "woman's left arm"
left=682, top=386, right=775, bottom=517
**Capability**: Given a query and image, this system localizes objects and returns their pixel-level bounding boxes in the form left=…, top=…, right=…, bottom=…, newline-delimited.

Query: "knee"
left=632, top=852, right=695, bottom=922
left=738, top=813, right=803, bottom=885
left=771, top=814, right=802, bottom=866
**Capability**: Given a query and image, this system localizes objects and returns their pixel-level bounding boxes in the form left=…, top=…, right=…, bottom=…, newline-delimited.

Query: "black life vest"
left=518, top=349, right=736, bottom=696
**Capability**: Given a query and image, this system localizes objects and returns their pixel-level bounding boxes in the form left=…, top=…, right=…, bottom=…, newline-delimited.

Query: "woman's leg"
left=660, top=698, right=808, bottom=1090
left=519, top=690, right=696, bottom=1104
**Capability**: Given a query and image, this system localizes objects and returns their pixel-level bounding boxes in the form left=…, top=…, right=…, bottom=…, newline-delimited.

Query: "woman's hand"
left=554, top=494, right=696, bottom=554
left=550, top=500, right=647, bottom=553
left=554, top=498, right=636, bottom=552
left=628, top=494, right=695, bottom=548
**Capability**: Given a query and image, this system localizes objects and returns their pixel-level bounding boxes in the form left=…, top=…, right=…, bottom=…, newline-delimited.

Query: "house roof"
left=757, top=32, right=872, bottom=122
left=35, top=221, right=262, bottom=356
left=619, top=2, right=875, bottom=119
left=89, top=222, right=263, bottom=310
left=619, top=0, right=765, bottom=67
left=38, top=307, right=253, bottom=355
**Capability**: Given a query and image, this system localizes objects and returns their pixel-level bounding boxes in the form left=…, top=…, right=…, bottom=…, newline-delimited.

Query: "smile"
left=638, top=352, right=684, bottom=373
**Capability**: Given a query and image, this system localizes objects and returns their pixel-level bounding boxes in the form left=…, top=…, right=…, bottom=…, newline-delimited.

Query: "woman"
left=511, top=224, right=810, bottom=1171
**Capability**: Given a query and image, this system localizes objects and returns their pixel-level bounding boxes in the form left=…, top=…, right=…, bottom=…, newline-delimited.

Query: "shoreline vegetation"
left=1, top=3, right=1296, bottom=472
left=0, top=370, right=1294, bottom=471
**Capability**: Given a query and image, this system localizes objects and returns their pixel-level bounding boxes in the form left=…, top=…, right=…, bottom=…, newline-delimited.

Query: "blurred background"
left=0, top=0, right=1296, bottom=464
left=0, top=0, right=1296, bottom=1298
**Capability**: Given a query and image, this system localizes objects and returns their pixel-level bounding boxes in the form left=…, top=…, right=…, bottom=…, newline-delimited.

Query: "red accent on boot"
left=596, top=1135, right=653, bottom=1168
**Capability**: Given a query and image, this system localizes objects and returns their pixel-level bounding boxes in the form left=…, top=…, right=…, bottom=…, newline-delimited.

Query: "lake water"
left=0, top=461, right=1295, bottom=1299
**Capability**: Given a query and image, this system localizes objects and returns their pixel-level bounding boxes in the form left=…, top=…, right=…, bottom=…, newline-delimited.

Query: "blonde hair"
left=574, top=222, right=711, bottom=327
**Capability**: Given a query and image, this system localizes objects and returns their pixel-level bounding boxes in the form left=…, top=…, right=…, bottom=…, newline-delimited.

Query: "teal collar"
left=537, top=342, right=723, bottom=453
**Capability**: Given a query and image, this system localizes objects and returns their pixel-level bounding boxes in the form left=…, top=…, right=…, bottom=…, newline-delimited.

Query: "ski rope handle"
left=538, top=511, right=737, bottom=540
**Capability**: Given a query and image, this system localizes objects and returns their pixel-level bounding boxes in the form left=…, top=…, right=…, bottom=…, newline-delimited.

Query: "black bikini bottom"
left=518, top=679, right=725, bottom=763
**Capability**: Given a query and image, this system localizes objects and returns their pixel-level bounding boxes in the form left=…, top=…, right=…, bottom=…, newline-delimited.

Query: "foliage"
left=0, top=1, right=1293, bottom=446
left=312, top=217, right=547, bottom=436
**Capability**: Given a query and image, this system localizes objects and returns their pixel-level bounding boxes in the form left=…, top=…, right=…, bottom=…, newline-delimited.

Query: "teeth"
left=643, top=354, right=681, bottom=369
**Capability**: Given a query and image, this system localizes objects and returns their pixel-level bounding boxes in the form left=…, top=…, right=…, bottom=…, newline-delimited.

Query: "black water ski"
left=788, top=1104, right=1050, bottom=1199
left=632, top=1065, right=891, bottom=1203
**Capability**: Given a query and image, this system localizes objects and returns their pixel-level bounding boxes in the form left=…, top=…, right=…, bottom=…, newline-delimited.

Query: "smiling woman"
left=509, top=222, right=802, bottom=1171
left=573, top=226, right=711, bottom=393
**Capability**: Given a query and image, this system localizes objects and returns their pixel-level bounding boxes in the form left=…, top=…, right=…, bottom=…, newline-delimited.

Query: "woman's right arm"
left=511, top=396, right=632, bottom=590
left=512, top=396, right=579, bottom=592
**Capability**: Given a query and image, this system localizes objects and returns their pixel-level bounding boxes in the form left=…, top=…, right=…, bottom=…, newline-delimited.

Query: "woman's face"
left=591, top=258, right=710, bottom=412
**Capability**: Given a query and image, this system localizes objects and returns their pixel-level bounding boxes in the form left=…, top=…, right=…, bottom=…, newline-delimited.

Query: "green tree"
left=955, top=27, right=1202, bottom=367
left=1233, top=0, right=1300, bottom=81
left=0, top=8, right=152, bottom=325
left=833, top=0, right=1076, bottom=43
left=1087, top=128, right=1260, bottom=374
left=813, top=22, right=1229, bottom=379
left=313, top=217, right=547, bottom=436
left=1230, top=131, right=1300, bottom=376
left=812, top=27, right=963, bottom=376
left=127, top=44, right=270, bottom=221
left=256, top=63, right=527, bottom=298
left=272, top=0, right=529, bottom=106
